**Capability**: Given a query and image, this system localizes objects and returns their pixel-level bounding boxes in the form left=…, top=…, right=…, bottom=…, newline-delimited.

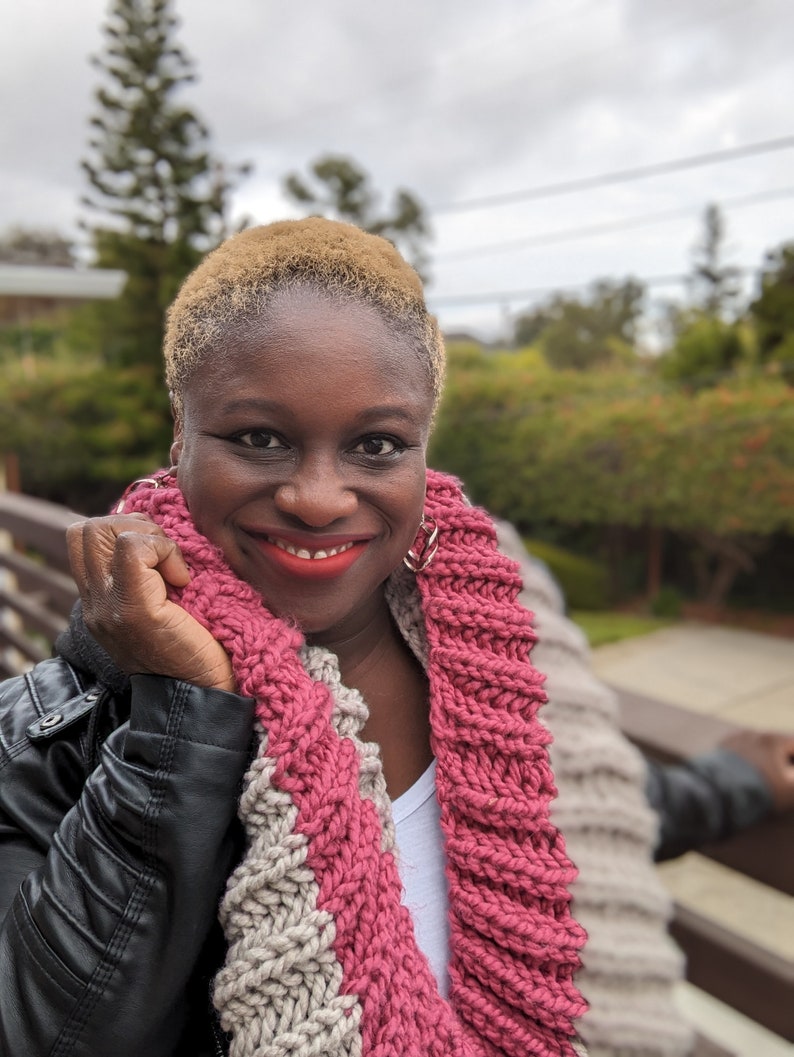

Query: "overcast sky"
left=2, top=0, right=794, bottom=338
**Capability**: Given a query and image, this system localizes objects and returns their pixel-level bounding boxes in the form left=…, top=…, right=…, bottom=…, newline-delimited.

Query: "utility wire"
left=432, top=186, right=794, bottom=261
left=429, top=135, right=794, bottom=214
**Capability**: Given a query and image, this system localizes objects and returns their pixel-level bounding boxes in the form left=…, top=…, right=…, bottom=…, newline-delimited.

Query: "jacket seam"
left=51, top=827, right=132, bottom=914
left=75, top=820, right=144, bottom=888
left=24, top=669, right=46, bottom=718
left=14, top=894, right=85, bottom=997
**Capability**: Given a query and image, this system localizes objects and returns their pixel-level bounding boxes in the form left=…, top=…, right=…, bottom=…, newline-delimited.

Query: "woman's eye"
left=354, top=436, right=402, bottom=456
left=234, top=430, right=285, bottom=450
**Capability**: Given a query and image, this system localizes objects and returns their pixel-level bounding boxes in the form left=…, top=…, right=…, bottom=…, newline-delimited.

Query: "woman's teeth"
left=270, top=539, right=355, bottom=560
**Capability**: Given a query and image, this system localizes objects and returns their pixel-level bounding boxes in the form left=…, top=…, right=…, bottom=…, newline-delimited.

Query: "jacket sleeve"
left=0, top=673, right=256, bottom=1057
left=646, top=748, right=775, bottom=861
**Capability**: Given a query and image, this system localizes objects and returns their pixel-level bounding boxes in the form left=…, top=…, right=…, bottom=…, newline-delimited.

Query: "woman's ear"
left=170, top=432, right=183, bottom=467
left=169, top=394, right=183, bottom=466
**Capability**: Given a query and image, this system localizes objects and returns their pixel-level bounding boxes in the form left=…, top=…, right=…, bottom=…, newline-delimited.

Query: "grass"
left=571, top=610, right=675, bottom=649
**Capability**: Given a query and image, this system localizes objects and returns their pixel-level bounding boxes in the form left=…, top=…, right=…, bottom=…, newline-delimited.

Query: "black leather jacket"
left=647, top=749, right=773, bottom=861
left=0, top=655, right=255, bottom=1056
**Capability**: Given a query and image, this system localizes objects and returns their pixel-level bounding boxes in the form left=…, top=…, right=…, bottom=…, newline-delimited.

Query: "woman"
left=0, top=219, right=586, bottom=1056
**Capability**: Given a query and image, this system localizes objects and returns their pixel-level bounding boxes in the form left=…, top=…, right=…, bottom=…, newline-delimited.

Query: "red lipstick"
left=249, top=533, right=369, bottom=580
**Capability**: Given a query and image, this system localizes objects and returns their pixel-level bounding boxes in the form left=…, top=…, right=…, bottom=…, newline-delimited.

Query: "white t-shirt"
left=392, top=760, right=451, bottom=997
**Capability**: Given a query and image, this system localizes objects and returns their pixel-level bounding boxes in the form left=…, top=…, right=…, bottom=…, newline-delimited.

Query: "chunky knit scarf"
left=119, top=468, right=587, bottom=1057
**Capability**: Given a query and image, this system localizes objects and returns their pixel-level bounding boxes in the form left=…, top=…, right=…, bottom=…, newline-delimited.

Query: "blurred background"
left=1, top=0, right=793, bottom=633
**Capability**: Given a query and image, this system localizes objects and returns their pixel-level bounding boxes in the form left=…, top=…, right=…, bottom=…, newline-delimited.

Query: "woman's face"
left=171, top=286, right=435, bottom=643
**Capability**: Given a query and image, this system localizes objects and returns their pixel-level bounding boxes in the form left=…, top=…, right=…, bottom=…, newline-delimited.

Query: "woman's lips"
left=271, top=538, right=355, bottom=560
left=249, top=533, right=370, bottom=580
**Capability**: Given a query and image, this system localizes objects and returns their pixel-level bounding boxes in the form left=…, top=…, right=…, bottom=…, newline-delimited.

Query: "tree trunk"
left=703, top=553, right=745, bottom=609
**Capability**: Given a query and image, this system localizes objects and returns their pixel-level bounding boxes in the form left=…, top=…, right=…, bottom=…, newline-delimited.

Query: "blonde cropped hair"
left=164, top=218, right=445, bottom=416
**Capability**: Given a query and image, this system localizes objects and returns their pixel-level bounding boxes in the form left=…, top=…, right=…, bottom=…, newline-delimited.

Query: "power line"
left=432, top=186, right=794, bottom=261
left=426, top=267, right=759, bottom=307
left=429, top=135, right=794, bottom=215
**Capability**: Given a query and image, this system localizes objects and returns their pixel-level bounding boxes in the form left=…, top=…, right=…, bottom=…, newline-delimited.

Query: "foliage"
left=81, top=0, right=246, bottom=370
left=433, top=356, right=793, bottom=537
left=0, top=356, right=171, bottom=514
left=658, top=314, right=749, bottom=387
left=649, top=585, right=683, bottom=618
left=0, top=319, right=61, bottom=359
left=688, top=204, right=742, bottom=319
left=429, top=352, right=794, bottom=605
left=749, top=242, right=794, bottom=376
left=283, top=154, right=430, bottom=278
left=512, top=278, right=644, bottom=369
left=521, top=538, right=610, bottom=610
left=445, top=340, right=545, bottom=372
left=0, top=227, right=75, bottom=267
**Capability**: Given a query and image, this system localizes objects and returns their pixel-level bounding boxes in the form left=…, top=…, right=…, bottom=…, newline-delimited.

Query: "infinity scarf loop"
left=120, top=469, right=586, bottom=1057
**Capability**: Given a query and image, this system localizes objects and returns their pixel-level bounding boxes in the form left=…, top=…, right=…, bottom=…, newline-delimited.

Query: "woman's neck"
left=305, top=591, right=395, bottom=686
left=307, top=591, right=432, bottom=799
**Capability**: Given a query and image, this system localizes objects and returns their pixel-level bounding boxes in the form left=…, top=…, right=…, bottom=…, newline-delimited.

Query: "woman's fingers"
left=65, top=515, right=235, bottom=691
left=68, top=514, right=170, bottom=587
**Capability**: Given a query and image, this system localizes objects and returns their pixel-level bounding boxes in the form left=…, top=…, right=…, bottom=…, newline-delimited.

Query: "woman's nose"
left=273, top=458, right=358, bottom=526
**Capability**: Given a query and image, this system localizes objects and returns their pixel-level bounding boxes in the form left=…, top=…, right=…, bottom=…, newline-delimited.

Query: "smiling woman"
left=0, top=219, right=587, bottom=1057
left=171, top=287, right=434, bottom=639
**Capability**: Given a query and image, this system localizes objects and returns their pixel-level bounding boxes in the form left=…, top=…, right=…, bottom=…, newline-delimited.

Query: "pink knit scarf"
left=120, top=468, right=586, bottom=1057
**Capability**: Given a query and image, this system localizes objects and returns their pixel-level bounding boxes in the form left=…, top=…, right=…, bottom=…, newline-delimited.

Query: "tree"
left=513, top=306, right=554, bottom=348
left=688, top=204, right=742, bottom=319
left=0, top=354, right=172, bottom=513
left=0, top=227, right=76, bottom=267
left=82, top=0, right=246, bottom=369
left=512, top=279, right=644, bottom=370
left=656, top=207, right=749, bottom=386
left=659, top=316, right=748, bottom=388
left=283, top=155, right=430, bottom=278
left=749, top=242, right=794, bottom=376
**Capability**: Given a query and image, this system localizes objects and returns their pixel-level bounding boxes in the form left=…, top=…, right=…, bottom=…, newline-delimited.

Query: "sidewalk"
left=591, top=623, right=794, bottom=1057
left=590, top=623, right=794, bottom=733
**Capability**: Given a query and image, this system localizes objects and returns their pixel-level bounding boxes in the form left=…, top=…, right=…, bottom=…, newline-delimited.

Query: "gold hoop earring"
left=403, top=515, right=439, bottom=572
left=114, top=467, right=177, bottom=513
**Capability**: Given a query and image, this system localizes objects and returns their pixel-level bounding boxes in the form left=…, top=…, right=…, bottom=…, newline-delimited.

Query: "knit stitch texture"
left=496, top=523, right=693, bottom=1057
left=119, top=469, right=587, bottom=1057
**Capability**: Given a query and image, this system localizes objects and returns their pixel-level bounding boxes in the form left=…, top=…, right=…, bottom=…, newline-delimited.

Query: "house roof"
left=0, top=264, right=126, bottom=300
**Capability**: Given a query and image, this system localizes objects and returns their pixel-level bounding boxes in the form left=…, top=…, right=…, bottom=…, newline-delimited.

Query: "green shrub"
left=521, top=538, right=610, bottom=610
left=650, top=585, right=683, bottom=618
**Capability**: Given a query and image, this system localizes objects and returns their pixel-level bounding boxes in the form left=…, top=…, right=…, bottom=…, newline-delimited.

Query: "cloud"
left=1, top=0, right=793, bottom=334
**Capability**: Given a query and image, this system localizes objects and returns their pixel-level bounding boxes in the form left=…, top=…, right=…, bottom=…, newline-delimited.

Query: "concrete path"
left=590, top=623, right=794, bottom=732
left=591, top=623, right=793, bottom=1057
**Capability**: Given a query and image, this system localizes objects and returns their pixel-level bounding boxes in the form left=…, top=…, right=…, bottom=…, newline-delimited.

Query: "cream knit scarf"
left=120, top=469, right=586, bottom=1057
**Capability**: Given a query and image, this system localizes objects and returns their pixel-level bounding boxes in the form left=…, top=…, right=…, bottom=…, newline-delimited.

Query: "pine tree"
left=82, top=0, right=245, bottom=368
left=689, top=204, right=742, bottom=319
left=750, top=243, right=794, bottom=374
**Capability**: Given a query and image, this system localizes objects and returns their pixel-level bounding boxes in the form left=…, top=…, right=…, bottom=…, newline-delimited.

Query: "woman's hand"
left=67, top=514, right=236, bottom=692
left=720, top=729, right=794, bottom=813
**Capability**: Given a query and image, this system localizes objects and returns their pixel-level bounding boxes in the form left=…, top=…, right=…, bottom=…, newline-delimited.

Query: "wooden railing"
left=1, top=489, right=791, bottom=1051
left=616, top=689, right=793, bottom=1046
left=0, top=491, right=81, bottom=678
